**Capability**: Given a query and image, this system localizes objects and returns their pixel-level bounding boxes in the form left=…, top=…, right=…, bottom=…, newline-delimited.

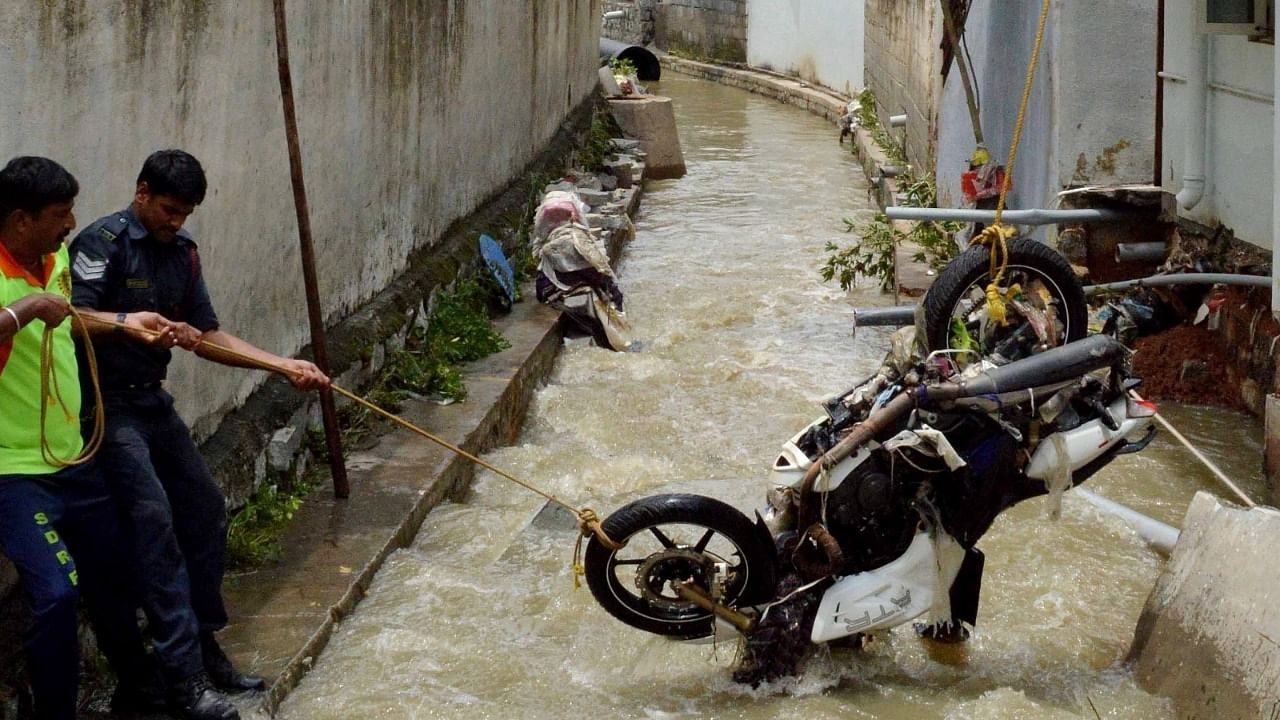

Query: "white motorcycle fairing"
left=1025, top=395, right=1154, bottom=480
left=809, top=531, right=964, bottom=643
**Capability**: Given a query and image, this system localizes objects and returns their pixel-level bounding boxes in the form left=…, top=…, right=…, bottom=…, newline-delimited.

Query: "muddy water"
left=278, top=74, right=1264, bottom=719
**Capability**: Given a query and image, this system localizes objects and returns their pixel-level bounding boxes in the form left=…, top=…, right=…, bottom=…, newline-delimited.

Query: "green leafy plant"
left=609, top=57, right=638, bottom=77
left=821, top=213, right=897, bottom=292
left=898, top=172, right=962, bottom=270
left=227, top=479, right=314, bottom=568
left=857, top=88, right=907, bottom=166
left=576, top=105, right=620, bottom=171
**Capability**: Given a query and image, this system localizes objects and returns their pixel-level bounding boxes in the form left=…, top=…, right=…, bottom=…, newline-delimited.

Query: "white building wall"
left=936, top=0, right=1155, bottom=225
left=745, top=0, right=864, bottom=97
left=0, top=0, right=601, bottom=436
left=1164, top=2, right=1275, bottom=248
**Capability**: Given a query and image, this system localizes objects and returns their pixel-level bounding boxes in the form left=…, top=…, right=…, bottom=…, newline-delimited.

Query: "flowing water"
left=277, top=74, right=1266, bottom=719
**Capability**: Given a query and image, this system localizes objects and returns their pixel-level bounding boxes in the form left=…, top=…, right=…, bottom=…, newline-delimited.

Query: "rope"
left=38, top=307, right=104, bottom=467
left=970, top=0, right=1053, bottom=326
left=77, top=314, right=626, bottom=562
left=1131, top=392, right=1256, bottom=508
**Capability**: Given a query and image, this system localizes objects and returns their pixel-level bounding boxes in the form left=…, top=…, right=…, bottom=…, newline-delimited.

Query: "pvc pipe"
left=1084, top=273, right=1271, bottom=294
left=888, top=114, right=908, bottom=127
left=1073, top=487, right=1180, bottom=557
left=599, top=38, right=661, bottom=81
left=853, top=306, right=916, bottom=327
left=884, top=206, right=1135, bottom=225
left=603, top=10, right=626, bottom=20
left=851, top=273, right=1272, bottom=329
left=1176, top=30, right=1207, bottom=210
left=1115, top=241, right=1169, bottom=264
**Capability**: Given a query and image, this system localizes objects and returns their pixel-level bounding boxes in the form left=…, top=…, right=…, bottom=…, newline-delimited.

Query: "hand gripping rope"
left=46, top=314, right=627, bottom=582
left=971, top=0, right=1052, bottom=327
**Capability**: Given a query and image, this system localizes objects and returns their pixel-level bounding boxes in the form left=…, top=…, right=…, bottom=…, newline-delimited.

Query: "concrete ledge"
left=1128, top=491, right=1280, bottom=719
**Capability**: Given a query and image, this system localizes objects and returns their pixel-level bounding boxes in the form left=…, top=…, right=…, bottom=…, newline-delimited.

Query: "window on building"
left=1200, top=0, right=1275, bottom=40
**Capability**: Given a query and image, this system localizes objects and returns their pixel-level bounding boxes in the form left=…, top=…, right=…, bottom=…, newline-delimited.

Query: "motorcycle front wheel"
left=922, top=237, right=1087, bottom=356
left=584, top=493, right=777, bottom=639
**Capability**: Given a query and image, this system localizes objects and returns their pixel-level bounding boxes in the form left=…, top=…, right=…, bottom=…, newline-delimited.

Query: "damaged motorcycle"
left=582, top=237, right=1158, bottom=685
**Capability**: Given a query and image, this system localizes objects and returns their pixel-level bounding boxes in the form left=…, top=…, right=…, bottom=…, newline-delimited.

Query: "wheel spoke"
left=649, top=526, right=676, bottom=548
left=693, top=528, right=716, bottom=553
left=612, top=557, right=646, bottom=566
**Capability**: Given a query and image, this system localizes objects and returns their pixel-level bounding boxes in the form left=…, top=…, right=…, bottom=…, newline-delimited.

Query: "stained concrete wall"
left=654, top=0, right=747, bottom=62
left=745, top=0, right=864, bottom=98
left=0, top=0, right=602, bottom=439
left=1163, top=4, right=1275, bottom=249
left=863, top=0, right=940, bottom=172
left=934, top=1, right=1155, bottom=231
left=1130, top=492, right=1280, bottom=718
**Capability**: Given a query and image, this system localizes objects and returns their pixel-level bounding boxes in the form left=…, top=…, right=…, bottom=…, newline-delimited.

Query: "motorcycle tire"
left=922, top=237, right=1087, bottom=355
left=584, top=493, right=777, bottom=639
left=732, top=572, right=821, bottom=687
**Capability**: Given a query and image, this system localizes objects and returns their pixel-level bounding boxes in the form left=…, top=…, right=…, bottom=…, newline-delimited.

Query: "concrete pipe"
left=600, top=38, right=661, bottom=81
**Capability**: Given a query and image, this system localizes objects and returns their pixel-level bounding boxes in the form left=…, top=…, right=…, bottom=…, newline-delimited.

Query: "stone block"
left=576, top=188, right=611, bottom=206
left=608, top=96, right=686, bottom=179
left=268, top=425, right=304, bottom=474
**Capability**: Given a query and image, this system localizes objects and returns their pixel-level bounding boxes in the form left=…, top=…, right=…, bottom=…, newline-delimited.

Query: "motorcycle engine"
left=819, top=452, right=920, bottom=575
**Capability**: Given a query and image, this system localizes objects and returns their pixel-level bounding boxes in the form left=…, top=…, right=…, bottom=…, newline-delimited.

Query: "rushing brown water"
left=277, top=73, right=1265, bottom=719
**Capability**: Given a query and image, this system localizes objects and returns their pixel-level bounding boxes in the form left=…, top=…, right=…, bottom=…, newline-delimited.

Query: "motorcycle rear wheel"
left=922, top=237, right=1087, bottom=356
left=584, top=493, right=777, bottom=639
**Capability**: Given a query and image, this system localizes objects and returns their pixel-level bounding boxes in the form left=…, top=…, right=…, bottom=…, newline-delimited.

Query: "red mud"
left=1131, top=324, right=1246, bottom=411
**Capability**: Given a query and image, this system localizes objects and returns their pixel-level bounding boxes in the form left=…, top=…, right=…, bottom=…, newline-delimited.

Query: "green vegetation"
left=227, top=478, right=314, bottom=569
left=609, top=57, right=637, bottom=77
left=898, top=172, right=962, bottom=270
left=821, top=213, right=896, bottom=292
left=856, top=88, right=907, bottom=166
left=576, top=104, right=621, bottom=172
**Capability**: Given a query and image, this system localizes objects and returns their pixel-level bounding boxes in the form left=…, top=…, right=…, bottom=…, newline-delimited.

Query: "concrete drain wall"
left=1129, top=491, right=1280, bottom=718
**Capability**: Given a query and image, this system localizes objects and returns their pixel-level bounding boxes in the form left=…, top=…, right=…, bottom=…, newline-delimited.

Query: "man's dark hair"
left=0, top=156, right=79, bottom=221
left=137, top=149, right=207, bottom=205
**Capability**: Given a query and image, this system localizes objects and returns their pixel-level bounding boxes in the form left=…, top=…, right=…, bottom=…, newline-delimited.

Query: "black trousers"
left=97, top=389, right=227, bottom=682
left=0, top=463, right=150, bottom=720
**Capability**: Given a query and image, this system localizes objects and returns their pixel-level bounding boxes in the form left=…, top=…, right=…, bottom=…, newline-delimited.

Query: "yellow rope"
left=77, top=314, right=626, bottom=563
left=39, top=307, right=105, bottom=467
left=971, top=0, right=1053, bottom=326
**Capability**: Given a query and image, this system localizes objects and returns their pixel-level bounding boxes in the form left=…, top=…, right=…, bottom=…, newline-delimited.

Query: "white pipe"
left=1176, top=29, right=1208, bottom=210
left=1073, top=487, right=1180, bottom=557
left=884, top=206, right=1134, bottom=225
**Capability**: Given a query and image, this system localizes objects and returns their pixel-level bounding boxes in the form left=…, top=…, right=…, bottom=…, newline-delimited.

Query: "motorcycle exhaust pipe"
left=675, top=581, right=757, bottom=633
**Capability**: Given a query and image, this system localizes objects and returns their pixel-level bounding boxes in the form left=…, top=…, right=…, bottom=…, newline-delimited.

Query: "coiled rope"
left=61, top=315, right=625, bottom=584
left=38, top=306, right=104, bottom=467
left=971, top=0, right=1053, bottom=326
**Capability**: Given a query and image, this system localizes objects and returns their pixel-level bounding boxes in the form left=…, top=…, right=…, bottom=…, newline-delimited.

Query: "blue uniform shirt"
left=69, top=207, right=220, bottom=389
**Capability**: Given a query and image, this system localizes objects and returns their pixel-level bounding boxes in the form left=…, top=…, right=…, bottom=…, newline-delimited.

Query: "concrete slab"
left=1129, top=491, right=1280, bottom=719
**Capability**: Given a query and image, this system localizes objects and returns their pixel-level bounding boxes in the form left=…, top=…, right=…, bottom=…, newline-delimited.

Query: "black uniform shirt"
left=69, top=207, right=220, bottom=389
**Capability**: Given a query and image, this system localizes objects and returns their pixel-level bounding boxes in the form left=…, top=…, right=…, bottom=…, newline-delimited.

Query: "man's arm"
left=194, top=329, right=329, bottom=391
left=73, top=308, right=178, bottom=347
left=0, top=294, right=71, bottom=344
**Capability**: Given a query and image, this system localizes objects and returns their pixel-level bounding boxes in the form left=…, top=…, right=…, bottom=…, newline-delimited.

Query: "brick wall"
left=863, top=0, right=940, bottom=171
left=604, top=0, right=657, bottom=45
left=654, top=0, right=747, bottom=62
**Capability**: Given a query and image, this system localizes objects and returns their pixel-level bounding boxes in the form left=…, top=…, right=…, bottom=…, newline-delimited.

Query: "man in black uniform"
left=69, top=150, right=327, bottom=709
